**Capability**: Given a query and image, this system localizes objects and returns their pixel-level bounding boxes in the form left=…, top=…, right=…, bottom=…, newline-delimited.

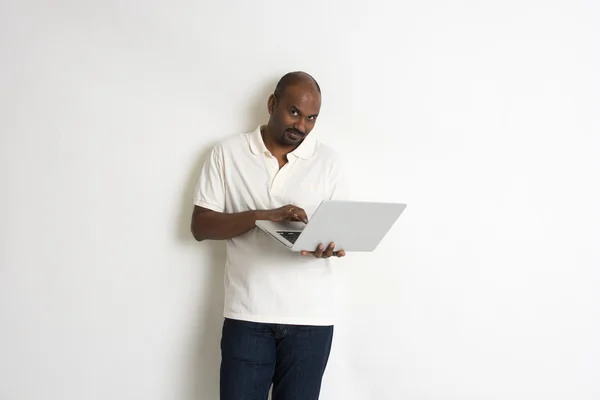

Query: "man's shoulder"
left=210, top=131, right=253, bottom=155
left=312, top=140, right=343, bottom=164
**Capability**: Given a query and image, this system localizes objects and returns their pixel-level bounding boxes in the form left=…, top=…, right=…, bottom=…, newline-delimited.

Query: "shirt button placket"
left=266, top=153, right=278, bottom=192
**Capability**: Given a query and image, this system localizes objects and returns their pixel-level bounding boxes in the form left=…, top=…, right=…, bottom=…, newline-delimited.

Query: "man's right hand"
left=257, top=204, right=308, bottom=224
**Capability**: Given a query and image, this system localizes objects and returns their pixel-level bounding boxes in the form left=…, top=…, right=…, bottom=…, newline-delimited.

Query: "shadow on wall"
left=179, top=76, right=278, bottom=400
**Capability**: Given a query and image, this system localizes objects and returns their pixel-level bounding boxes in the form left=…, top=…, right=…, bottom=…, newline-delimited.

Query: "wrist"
left=254, top=210, right=266, bottom=221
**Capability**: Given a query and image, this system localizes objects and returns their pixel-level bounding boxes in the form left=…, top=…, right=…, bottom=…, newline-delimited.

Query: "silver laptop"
left=255, top=200, right=407, bottom=252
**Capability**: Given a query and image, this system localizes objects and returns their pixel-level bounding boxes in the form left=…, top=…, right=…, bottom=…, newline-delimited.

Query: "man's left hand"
left=301, top=242, right=346, bottom=258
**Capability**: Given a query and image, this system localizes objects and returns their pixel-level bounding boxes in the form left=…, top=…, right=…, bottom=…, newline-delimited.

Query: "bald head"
left=273, top=71, right=321, bottom=100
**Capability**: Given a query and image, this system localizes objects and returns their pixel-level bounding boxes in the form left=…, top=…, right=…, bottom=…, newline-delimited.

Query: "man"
left=191, top=71, right=347, bottom=400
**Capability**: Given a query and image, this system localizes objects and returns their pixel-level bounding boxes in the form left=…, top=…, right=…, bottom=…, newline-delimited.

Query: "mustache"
left=286, top=128, right=305, bottom=136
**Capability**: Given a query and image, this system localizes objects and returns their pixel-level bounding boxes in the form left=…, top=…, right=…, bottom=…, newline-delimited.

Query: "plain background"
left=1, top=1, right=599, bottom=399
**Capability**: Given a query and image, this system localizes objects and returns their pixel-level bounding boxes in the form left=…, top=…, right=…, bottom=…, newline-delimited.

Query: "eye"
left=307, top=116, right=317, bottom=121
left=290, top=109, right=299, bottom=116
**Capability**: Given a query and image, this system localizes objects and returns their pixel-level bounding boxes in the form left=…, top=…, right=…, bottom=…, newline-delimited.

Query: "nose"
left=294, top=119, right=306, bottom=134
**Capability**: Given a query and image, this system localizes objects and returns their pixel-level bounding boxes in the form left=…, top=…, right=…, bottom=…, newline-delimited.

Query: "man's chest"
left=223, top=155, right=332, bottom=216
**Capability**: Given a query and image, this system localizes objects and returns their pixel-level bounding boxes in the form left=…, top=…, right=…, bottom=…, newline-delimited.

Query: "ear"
left=267, top=94, right=277, bottom=115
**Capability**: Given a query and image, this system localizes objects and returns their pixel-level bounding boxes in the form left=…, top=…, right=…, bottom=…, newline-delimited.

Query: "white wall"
left=1, top=1, right=599, bottom=399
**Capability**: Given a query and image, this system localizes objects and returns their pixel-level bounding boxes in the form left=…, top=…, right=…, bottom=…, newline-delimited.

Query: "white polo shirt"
left=194, top=126, right=347, bottom=326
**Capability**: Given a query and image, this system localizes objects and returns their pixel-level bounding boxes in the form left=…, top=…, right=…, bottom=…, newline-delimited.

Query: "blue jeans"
left=220, top=318, right=334, bottom=400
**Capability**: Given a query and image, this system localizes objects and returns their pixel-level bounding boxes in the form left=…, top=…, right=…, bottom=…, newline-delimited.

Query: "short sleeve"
left=193, top=145, right=226, bottom=212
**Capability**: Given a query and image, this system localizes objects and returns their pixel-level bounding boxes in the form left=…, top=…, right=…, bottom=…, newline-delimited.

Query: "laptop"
left=255, top=200, right=407, bottom=252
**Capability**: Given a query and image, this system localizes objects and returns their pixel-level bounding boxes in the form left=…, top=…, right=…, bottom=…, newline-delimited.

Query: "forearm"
left=192, top=209, right=266, bottom=241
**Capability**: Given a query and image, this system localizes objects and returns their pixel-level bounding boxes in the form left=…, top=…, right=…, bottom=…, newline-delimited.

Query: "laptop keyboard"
left=277, top=231, right=301, bottom=244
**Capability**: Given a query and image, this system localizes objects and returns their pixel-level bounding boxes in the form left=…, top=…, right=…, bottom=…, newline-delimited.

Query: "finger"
left=301, top=251, right=312, bottom=256
left=324, top=242, right=335, bottom=258
left=286, top=206, right=297, bottom=221
left=296, top=208, right=309, bottom=224
left=313, top=243, right=324, bottom=258
left=286, top=205, right=308, bottom=224
left=335, top=250, right=346, bottom=258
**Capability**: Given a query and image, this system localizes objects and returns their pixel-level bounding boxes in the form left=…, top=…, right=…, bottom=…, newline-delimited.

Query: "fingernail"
left=318, top=244, right=323, bottom=250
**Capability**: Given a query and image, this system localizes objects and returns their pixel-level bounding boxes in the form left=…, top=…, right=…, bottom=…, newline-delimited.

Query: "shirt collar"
left=249, top=125, right=269, bottom=155
left=249, top=125, right=316, bottom=160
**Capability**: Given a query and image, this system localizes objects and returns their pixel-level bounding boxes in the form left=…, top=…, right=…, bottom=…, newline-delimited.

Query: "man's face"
left=267, top=83, right=321, bottom=147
